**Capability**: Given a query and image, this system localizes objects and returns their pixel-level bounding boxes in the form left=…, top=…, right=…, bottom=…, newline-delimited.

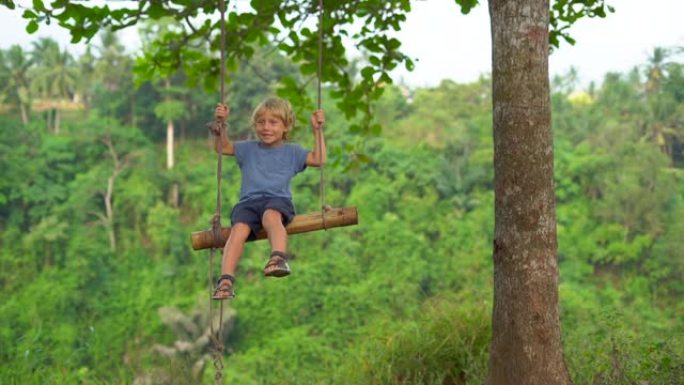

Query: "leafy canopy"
left=4, top=0, right=613, bottom=134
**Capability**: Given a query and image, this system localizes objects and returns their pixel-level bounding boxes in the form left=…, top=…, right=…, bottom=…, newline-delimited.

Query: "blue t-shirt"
left=234, top=140, right=309, bottom=202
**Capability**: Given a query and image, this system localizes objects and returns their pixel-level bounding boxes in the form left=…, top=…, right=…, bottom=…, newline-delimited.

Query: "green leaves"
left=454, top=0, right=480, bottom=15
left=31, top=0, right=44, bottom=11
left=550, top=0, right=615, bottom=49
left=4, top=0, right=422, bottom=139
left=1, top=0, right=16, bottom=10
left=25, top=19, right=38, bottom=33
left=21, top=7, right=40, bottom=34
left=21, top=8, right=36, bottom=18
left=153, top=100, right=187, bottom=122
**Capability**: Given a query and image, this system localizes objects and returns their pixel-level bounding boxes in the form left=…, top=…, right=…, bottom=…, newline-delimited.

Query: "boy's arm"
left=306, top=109, right=326, bottom=167
left=212, top=103, right=235, bottom=156
left=215, top=126, right=235, bottom=156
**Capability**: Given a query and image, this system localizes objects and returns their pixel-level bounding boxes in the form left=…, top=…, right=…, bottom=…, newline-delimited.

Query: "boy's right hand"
left=209, top=103, right=229, bottom=136
left=215, top=103, right=229, bottom=121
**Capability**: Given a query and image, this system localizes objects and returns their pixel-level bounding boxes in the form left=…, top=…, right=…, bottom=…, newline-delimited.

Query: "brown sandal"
left=212, top=274, right=235, bottom=300
left=263, top=251, right=291, bottom=277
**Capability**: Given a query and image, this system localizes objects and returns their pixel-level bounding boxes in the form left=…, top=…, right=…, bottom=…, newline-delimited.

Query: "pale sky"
left=1, top=0, right=682, bottom=89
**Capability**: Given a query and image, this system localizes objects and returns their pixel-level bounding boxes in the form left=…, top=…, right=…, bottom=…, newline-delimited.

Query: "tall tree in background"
left=99, top=132, right=128, bottom=251
left=487, top=0, right=571, bottom=383
left=644, top=47, right=684, bottom=164
left=30, top=37, right=76, bottom=133
left=141, top=19, right=190, bottom=208
left=29, top=37, right=59, bottom=132
left=0, top=45, right=33, bottom=125
left=75, top=46, right=96, bottom=110
left=154, top=77, right=188, bottom=208
left=93, top=29, right=136, bottom=124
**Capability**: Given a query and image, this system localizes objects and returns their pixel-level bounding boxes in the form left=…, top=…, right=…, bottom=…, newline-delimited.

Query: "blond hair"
left=251, top=97, right=295, bottom=140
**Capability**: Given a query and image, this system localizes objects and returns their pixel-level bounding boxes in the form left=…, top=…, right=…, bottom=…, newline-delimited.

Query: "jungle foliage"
left=0, top=37, right=682, bottom=384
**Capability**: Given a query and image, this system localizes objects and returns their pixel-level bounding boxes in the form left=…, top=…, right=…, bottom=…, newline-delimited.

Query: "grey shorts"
left=230, top=197, right=296, bottom=240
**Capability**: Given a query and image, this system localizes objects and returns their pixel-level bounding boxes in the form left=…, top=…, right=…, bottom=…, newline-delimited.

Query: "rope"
left=317, top=0, right=328, bottom=229
left=207, top=1, right=227, bottom=384
left=317, top=0, right=323, bottom=111
left=208, top=248, right=224, bottom=384
left=206, top=2, right=326, bottom=378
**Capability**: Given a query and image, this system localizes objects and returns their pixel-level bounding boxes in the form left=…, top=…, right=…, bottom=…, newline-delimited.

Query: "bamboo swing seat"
left=191, top=206, right=358, bottom=250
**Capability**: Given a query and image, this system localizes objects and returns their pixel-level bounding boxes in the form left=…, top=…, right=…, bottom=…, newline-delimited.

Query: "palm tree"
left=76, top=46, right=96, bottom=110
left=30, top=38, right=77, bottom=133
left=30, top=38, right=59, bottom=132
left=645, top=47, right=668, bottom=95
left=0, top=45, right=33, bottom=124
left=643, top=47, right=683, bottom=162
left=93, top=29, right=135, bottom=124
left=94, top=29, right=131, bottom=92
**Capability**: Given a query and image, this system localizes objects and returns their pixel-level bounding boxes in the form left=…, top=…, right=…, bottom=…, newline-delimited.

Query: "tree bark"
left=129, top=91, right=137, bottom=128
left=169, top=183, right=179, bottom=208
left=102, top=135, right=124, bottom=252
left=486, top=1, right=571, bottom=384
left=167, top=118, right=178, bottom=208
left=105, top=173, right=116, bottom=251
left=165, top=79, right=179, bottom=208
left=166, top=119, right=174, bottom=170
left=55, top=108, right=61, bottom=134
left=20, top=103, right=29, bottom=125
left=46, top=109, right=53, bottom=133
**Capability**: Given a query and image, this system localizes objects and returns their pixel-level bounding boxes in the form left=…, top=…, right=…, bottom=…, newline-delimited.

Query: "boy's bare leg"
left=262, top=209, right=291, bottom=277
left=221, top=223, right=251, bottom=276
left=213, top=223, right=251, bottom=299
left=262, top=209, right=287, bottom=253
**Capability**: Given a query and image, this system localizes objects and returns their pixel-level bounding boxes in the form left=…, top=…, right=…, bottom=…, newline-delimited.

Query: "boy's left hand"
left=311, top=109, right=325, bottom=131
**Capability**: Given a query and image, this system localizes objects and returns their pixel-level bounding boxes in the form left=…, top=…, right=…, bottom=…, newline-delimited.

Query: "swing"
left=190, top=0, right=358, bottom=252
left=200, top=2, right=355, bottom=382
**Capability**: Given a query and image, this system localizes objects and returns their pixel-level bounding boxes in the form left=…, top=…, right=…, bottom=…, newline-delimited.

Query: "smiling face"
left=254, top=109, right=288, bottom=147
left=251, top=97, right=295, bottom=147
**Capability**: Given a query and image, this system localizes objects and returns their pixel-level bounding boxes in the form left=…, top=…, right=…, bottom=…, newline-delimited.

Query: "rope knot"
left=207, top=120, right=225, bottom=137
left=211, top=213, right=222, bottom=230
left=210, top=214, right=222, bottom=248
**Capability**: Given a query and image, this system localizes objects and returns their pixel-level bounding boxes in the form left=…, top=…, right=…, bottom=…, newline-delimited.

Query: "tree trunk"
left=20, top=103, right=29, bottom=125
left=105, top=174, right=116, bottom=251
left=169, top=183, right=179, bottom=208
left=166, top=119, right=179, bottom=208
left=166, top=119, right=174, bottom=170
left=18, top=86, right=30, bottom=125
left=54, top=108, right=61, bottom=134
left=130, top=91, right=137, bottom=128
left=46, top=109, right=53, bottom=133
left=102, top=135, right=124, bottom=252
left=165, top=79, right=178, bottom=207
left=486, top=1, right=572, bottom=384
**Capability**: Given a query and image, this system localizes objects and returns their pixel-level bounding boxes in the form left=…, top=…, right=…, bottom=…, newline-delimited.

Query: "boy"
left=210, top=97, right=326, bottom=300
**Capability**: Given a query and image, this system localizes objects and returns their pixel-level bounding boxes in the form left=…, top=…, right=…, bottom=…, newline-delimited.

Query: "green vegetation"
left=1, top=37, right=682, bottom=384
